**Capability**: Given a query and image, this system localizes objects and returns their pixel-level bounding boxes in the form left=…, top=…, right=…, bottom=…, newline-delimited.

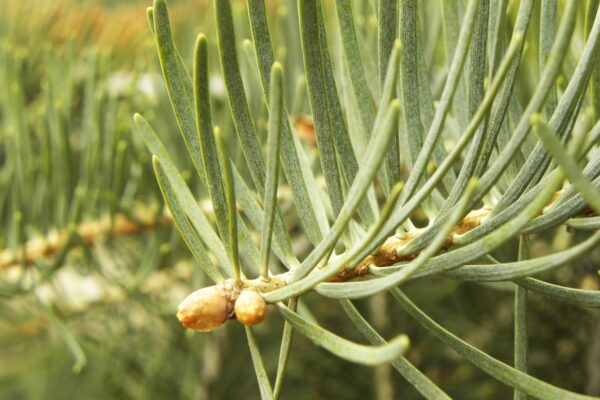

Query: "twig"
left=0, top=208, right=171, bottom=269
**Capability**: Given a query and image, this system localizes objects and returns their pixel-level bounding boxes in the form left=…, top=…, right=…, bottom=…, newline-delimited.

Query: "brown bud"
left=177, top=285, right=231, bottom=332
left=234, top=289, right=266, bottom=326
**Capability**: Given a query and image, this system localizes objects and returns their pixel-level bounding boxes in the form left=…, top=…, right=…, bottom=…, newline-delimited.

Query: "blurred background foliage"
left=0, top=0, right=599, bottom=399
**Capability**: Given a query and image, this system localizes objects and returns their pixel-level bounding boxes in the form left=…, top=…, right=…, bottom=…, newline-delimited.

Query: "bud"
left=176, top=285, right=231, bottom=332
left=234, top=289, right=266, bottom=326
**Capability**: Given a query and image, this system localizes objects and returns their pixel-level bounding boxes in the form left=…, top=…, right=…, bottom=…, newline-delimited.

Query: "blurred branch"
left=0, top=186, right=301, bottom=270
left=0, top=207, right=171, bottom=269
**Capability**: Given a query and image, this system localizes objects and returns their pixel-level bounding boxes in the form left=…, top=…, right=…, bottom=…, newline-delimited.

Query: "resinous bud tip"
left=177, top=285, right=230, bottom=332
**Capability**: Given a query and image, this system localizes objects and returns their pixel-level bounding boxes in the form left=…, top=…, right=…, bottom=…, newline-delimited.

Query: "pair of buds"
left=176, top=282, right=266, bottom=332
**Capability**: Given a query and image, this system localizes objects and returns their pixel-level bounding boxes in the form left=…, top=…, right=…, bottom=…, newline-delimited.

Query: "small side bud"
left=177, top=285, right=231, bottom=332
left=235, top=289, right=266, bottom=326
